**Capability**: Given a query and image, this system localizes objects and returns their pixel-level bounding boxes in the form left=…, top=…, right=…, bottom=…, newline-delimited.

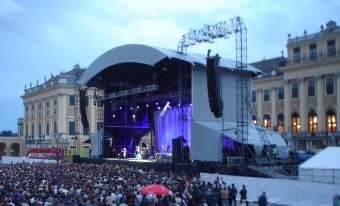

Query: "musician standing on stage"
left=122, top=147, right=127, bottom=159
left=135, top=145, right=142, bottom=160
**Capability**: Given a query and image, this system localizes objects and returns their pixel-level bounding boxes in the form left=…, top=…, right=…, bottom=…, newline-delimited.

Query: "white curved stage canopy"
left=78, top=44, right=261, bottom=86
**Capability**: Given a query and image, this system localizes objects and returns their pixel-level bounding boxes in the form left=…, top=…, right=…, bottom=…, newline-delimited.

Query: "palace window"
left=326, top=110, right=337, bottom=132
left=46, top=122, right=49, bottom=136
left=291, top=112, right=300, bottom=133
left=278, top=87, right=284, bottom=100
left=293, top=47, right=301, bottom=63
left=54, top=121, right=57, bottom=133
left=308, top=110, right=318, bottom=133
left=292, top=82, right=299, bottom=98
left=38, top=122, right=42, bottom=136
left=277, top=113, right=285, bottom=133
left=326, top=77, right=334, bottom=95
left=263, top=89, right=270, bottom=102
left=252, top=91, right=256, bottom=103
left=263, top=114, right=271, bottom=129
left=69, top=95, right=75, bottom=106
left=327, top=40, right=336, bottom=57
left=309, top=44, right=317, bottom=60
left=83, top=127, right=89, bottom=135
left=31, top=123, right=34, bottom=136
left=46, top=100, right=50, bottom=108
left=69, top=121, right=75, bottom=135
left=308, top=79, right=316, bottom=97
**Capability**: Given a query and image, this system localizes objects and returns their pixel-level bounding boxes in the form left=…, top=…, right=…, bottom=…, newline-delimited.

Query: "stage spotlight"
left=119, top=106, right=122, bottom=110
left=146, top=104, right=149, bottom=108
left=130, top=107, right=133, bottom=110
left=159, top=102, right=170, bottom=117
left=136, top=106, right=140, bottom=109
left=132, top=114, right=136, bottom=118
left=190, top=103, right=192, bottom=106
left=157, top=106, right=161, bottom=110
left=113, top=114, right=116, bottom=118
left=156, top=102, right=159, bottom=105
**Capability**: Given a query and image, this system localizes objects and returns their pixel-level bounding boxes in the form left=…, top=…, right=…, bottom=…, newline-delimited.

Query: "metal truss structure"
left=177, top=17, right=250, bottom=171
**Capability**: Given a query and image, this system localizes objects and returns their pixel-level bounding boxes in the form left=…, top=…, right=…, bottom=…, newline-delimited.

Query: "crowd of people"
left=0, top=162, right=267, bottom=206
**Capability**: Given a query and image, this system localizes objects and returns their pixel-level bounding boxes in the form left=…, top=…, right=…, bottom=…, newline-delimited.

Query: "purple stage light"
left=157, top=106, right=161, bottom=110
left=156, top=102, right=159, bottom=105
left=119, top=107, right=122, bottom=110
left=130, top=107, right=133, bottom=110
left=146, top=104, right=149, bottom=107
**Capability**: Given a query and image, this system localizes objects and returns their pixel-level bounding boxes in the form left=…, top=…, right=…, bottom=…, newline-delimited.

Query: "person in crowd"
left=258, top=191, right=268, bottom=206
left=230, top=183, right=237, bottom=206
left=220, top=186, right=229, bottom=206
left=239, top=184, right=247, bottom=204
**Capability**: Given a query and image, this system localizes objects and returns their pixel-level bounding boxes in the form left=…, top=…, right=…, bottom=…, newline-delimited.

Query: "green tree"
left=0, top=130, right=16, bottom=137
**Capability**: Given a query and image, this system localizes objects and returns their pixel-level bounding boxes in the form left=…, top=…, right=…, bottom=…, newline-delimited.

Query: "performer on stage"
left=162, top=143, right=170, bottom=153
left=135, top=145, right=142, bottom=160
left=122, top=147, right=127, bottom=159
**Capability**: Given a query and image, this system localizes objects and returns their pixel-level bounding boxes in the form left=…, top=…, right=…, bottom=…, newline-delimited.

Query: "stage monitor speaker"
left=79, top=89, right=89, bottom=129
left=206, top=56, right=223, bottom=118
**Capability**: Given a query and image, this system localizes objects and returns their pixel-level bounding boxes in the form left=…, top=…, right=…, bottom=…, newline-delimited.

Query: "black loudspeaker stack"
left=79, top=89, right=89, bottom=129
left=206, top=56, right=223, bottom=118
left=172, top=137, right=182, bottom=163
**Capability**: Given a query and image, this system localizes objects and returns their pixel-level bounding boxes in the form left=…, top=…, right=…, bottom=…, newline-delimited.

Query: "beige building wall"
left=252, top=20, right=340, bottom=152
left=20, top=66, right=100, bottom=153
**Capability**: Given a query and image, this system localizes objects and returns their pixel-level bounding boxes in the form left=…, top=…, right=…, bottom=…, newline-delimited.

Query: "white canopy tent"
left=190, top=121, right=289, bottom=161
left=299, top=147, right=340, bottom=184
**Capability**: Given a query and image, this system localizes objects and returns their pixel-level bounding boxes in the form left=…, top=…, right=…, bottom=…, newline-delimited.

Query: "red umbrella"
left=139, top=184, right=171, bottom=195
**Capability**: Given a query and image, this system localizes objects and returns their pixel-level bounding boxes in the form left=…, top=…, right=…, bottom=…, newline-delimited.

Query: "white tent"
left=299, top=147, right=340, bottom=184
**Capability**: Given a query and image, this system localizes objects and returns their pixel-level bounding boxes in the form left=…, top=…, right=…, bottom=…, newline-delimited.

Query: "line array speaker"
left=206, top=56, right=223, bottom=118
left=79, top=89, right=89, bottom=129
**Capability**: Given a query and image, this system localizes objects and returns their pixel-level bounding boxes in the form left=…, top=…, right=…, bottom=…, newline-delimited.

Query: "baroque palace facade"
left=19, top=64, right=100, bottom=152
left=251, top=20, right=340, bottom=152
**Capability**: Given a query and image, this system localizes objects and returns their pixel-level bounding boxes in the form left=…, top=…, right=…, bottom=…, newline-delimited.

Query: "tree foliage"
left=0, top=130, right=17, bottom=137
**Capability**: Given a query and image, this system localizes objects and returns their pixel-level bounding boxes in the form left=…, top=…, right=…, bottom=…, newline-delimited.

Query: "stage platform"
left=73, top=155, right=297, bottom=178
left=72, top=154, right=256, bottom=176
left=74, top=156, right=201, bottom=174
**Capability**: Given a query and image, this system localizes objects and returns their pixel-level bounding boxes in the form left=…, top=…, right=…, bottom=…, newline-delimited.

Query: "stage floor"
left=103, top=157, right=155, bottom=163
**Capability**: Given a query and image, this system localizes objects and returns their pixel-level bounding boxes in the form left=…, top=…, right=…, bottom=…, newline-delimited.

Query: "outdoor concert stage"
left=79, top=44, right=289, bottom=164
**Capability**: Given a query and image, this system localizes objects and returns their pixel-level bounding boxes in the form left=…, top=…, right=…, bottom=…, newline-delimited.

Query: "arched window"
left=277, top=113, right=284, bottom=133
left=263, top=114, right=271, bottom=129
left=291, top=112, right=300, bottom=133
left=252, top=115, right=258, bottom=124
left=308, top=110, right=318, bottom=133
left=326, top=110, right=336, bottom=132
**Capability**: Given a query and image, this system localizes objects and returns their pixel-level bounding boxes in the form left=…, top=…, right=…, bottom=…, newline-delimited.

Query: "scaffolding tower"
left=73, top=65, right=81, bottom=154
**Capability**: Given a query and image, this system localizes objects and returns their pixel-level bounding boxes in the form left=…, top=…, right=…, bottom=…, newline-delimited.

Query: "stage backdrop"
left=153, top=105, right=192, bottom=153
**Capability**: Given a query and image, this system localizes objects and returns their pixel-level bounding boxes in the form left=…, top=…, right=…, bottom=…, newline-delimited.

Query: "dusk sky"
left=1, top=0, right=339, bottom=132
